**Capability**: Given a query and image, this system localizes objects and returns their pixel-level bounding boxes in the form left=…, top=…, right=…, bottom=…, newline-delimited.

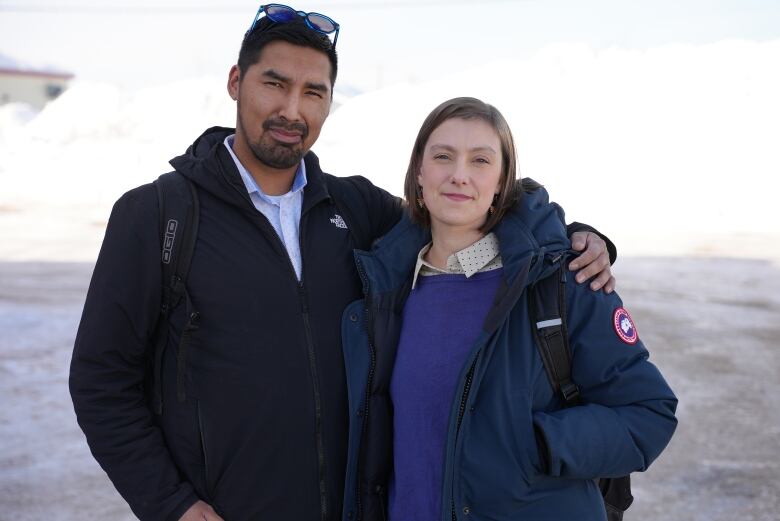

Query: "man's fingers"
left=179, top=501, right=223, bottom=521
left=202, top=503, right=224, bottom=521
left=570, top=231, right=587, bottom=252
left=574, top=253, right=609, bottom=283
left=603, top=275, right=616, bottom=294
left=568, top=232, right=604, bottom=271
left=569, top=248, right=596, bottom=272
left=568, top=231, right=614, bottom=292
left=588, top=269, right=613, bottom=291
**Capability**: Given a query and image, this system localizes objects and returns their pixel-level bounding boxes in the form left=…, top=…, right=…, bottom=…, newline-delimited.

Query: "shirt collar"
left=411, top=232, right=501, bottom=289
left=224, top=134, right=307, bottom=202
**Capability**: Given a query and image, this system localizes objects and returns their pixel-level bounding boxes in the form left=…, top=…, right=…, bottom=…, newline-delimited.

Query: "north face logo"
left=329, top=214, right=348, bottom=229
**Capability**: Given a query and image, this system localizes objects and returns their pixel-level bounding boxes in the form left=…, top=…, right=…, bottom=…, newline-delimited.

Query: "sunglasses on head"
left=245, top=3, right=340, bottom=48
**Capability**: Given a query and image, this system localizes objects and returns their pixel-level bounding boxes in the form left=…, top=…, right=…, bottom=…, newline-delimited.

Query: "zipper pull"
left=298, top=283, right=309, bottom=313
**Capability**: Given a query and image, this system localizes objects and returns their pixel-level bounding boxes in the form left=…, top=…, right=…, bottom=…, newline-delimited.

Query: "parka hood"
left=169, top=126, right=248, bottom=208
left=492, top=184, right=571, bottom=283
left=355, top=184, right=571, bottom=299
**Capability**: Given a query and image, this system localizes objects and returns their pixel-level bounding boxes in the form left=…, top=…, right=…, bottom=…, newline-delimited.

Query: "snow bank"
left=1, top=40, right=778, bottom=261
left=316, top=40, right=780, bottom=242
left=0, top=103, right=38, bottom=142
left=0, top=77, right=235, bottom=207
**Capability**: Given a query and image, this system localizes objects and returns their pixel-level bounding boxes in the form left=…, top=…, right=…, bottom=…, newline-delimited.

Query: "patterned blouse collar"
left=412, top=232, right=503, bottom=289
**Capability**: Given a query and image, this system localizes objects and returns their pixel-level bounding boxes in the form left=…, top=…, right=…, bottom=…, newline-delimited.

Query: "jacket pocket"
left=196, top=400, right=216, bottom=502
left=510, top=388, right=544, bottom=479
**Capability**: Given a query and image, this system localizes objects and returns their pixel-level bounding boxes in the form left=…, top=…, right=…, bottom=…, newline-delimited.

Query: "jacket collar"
left=170, top=126, right=331, bottom=213
left=354, top=213, right=429, bottom=298
left=355, top=186, right=570, bottom=307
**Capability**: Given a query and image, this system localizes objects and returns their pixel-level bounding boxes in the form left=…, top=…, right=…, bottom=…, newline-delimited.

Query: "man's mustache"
left=263, top=118, right=308, bottom=138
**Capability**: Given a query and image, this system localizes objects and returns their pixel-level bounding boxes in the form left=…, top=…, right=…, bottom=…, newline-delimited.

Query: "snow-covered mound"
left=315, top=39, right=780, bottom=240
left=1, top=40, right=778, bottom=261
left=0, top=77, right=235, bottom=206
left=0, top=103, right=38, bottom=142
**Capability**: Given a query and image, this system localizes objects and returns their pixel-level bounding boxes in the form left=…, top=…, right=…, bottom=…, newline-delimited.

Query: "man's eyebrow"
left=262, top=69, right=290, bottom=83
left=304, top=81, right=330, bottom=94
left=261, top=69, right=329, bottom=94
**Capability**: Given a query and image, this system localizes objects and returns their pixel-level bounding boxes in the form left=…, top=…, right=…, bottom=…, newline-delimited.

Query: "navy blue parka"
left=340, top=186, right=677, bottom=521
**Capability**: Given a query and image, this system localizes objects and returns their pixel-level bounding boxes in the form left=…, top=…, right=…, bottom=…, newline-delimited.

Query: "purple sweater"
left=389, top=269, right=503, bottom=521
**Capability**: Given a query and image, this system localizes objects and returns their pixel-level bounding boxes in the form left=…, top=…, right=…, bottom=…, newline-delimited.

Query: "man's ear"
left=227, top=65, right=241, bottom=101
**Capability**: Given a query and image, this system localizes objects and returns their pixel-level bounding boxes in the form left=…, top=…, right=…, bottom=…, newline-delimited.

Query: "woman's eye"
left=433, top=154, right=450, bottom=160
left=474, top=157, right=490, bottom=164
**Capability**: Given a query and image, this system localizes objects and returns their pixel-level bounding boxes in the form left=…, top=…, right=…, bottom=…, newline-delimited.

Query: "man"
left=70, top=5, right=616, bottom=521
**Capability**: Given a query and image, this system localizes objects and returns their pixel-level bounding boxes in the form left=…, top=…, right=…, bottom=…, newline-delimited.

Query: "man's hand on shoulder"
left=179, top=500, right=224, bottom=521
left=568, top=231, right=616, bottom=293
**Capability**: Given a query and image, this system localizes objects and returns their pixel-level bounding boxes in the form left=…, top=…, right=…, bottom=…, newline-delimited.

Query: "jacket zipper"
left=301, top=283, right=329, bottom=521
left=225, top=162, right=331, bottom=519
left=447, top=255, right=546, bottom=520
left=296, top=213, right=330, bottom=521
left=253, top=210, right=330, bottom=521
left=450, top=356, right=479, bottom=521
left=354, top=258, right=376, bottom=521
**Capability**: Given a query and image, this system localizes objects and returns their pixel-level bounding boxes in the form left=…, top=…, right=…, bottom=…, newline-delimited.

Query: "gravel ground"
left=1, top=257, right=778, bottom=520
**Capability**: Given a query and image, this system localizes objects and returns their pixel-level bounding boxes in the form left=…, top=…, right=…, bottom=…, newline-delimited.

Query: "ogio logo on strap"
left=162, top=219, right=178, bottom=264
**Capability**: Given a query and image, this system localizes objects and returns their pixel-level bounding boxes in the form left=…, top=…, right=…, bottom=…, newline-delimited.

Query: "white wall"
left=0, top=73, right=71, bottom=110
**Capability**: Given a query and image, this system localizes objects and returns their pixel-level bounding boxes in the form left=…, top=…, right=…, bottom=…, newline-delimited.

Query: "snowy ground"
left=1, top=256, right=779, bottom=520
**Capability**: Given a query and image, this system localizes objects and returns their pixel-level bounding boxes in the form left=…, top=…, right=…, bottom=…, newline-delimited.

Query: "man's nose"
left=278, top=93, right=302, bottom=121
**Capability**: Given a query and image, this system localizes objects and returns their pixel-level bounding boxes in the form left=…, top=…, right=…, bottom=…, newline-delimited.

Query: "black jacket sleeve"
left=69, top=185, right=199, bottom=521
left=330, top=175, right=404, bottom=249
left=566, top=221, right=617, bottom=265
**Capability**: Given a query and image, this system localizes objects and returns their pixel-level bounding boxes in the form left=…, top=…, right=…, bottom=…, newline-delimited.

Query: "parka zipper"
left=447, top=253, right=558, bottom=520
left=450, top=356, right=479, bottom=521
left=354, top=258, right=376, bottom=521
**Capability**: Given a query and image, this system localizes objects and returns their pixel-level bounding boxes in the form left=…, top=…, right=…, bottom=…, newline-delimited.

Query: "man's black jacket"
left=70, top=127, right=401, bottom=521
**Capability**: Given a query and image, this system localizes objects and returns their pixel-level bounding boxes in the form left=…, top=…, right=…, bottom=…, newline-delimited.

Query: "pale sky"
left=1, top=0, right=779, bottom=93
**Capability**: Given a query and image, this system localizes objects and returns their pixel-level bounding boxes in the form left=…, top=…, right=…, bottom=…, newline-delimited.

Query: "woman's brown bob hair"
left=403, top=97, right=522, bottom=233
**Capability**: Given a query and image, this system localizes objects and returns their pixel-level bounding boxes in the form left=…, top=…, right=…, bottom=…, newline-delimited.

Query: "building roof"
left=0, top=53, right=73, bottom=80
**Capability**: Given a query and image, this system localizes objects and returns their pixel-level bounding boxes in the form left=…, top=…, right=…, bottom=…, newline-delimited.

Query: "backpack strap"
left=529, top=261, right=580, bottom=406
left=528, top=255, right=632, bottom=520
left=151, top=171, right=200, bottom=414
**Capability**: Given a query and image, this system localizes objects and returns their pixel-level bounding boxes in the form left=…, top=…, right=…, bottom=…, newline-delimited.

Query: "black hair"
left=237, top=16, right=338, bottom=87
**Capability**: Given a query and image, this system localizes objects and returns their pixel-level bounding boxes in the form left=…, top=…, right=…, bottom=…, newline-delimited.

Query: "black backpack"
left=529, top=260, right=634, bottom=521
left=149, top=171, right=200, bottom=415
left=149, top=170, right=373, bottom=415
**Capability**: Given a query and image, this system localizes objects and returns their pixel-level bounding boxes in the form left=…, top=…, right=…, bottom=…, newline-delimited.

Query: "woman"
left=341, top=97, right=677, bottom=521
